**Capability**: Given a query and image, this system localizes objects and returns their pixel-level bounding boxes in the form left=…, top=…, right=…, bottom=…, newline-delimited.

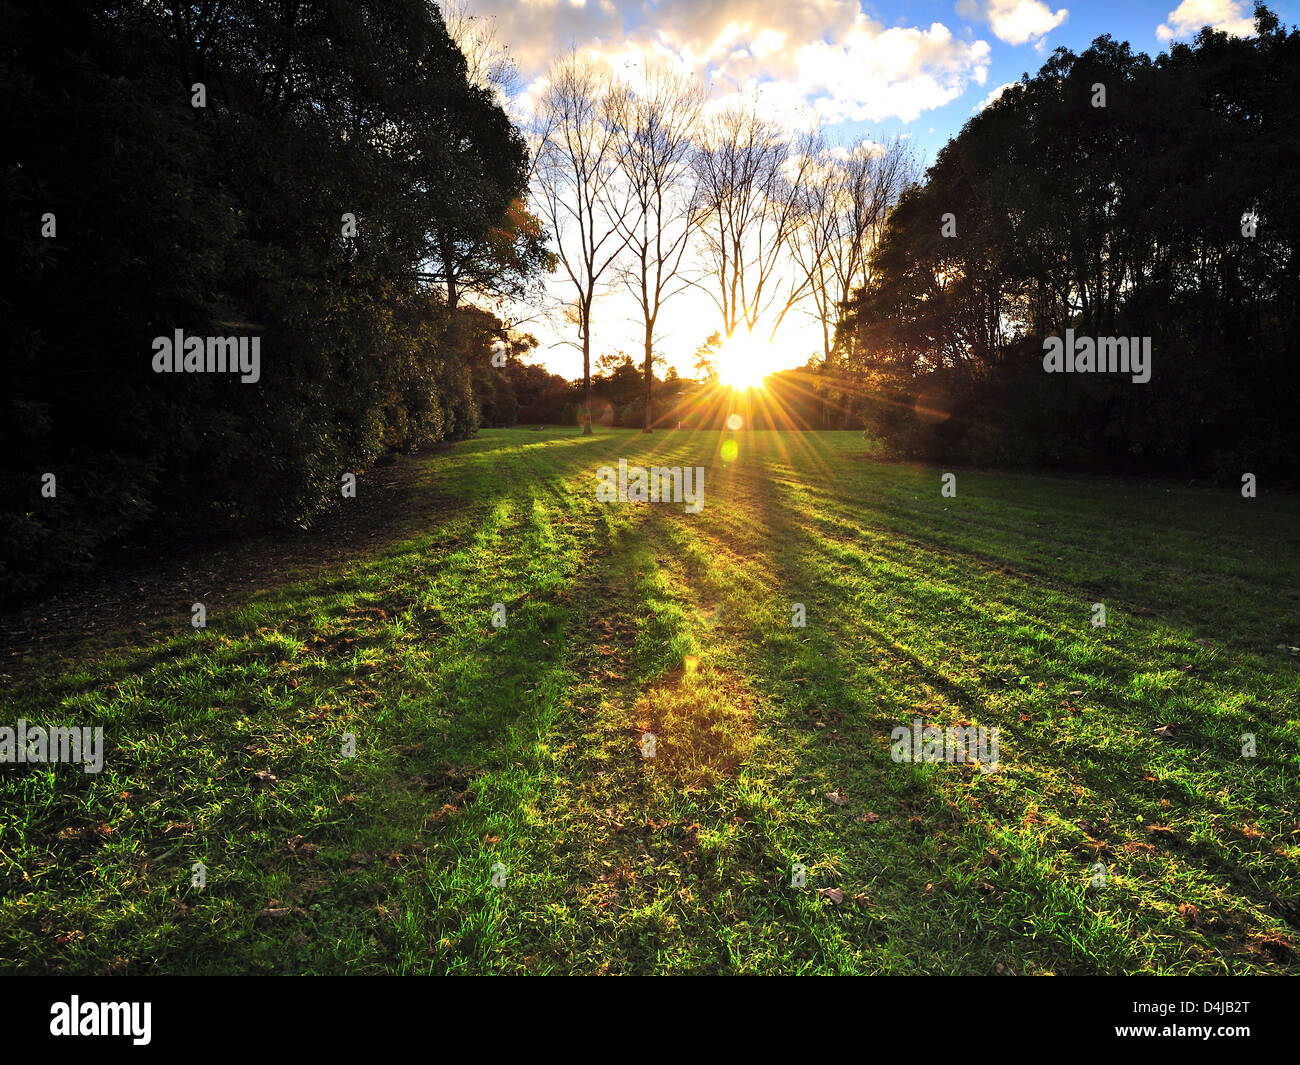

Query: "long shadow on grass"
left=748, top=462, right=1295, bottom=972
left=0, top=430, right=625, bottom=972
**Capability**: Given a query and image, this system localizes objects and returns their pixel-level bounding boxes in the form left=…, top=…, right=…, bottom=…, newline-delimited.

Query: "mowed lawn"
left=1, top=427, right=1297, bottom=974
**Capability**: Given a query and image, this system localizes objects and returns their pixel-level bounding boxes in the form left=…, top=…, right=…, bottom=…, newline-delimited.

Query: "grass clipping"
left=634, top=662, right=755, bottom=786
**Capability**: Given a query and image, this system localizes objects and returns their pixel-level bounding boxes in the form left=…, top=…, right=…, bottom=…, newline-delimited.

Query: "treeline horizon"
left=499, top=3, right=1300, bottom=475
left=837, top=3, right=1300, bottom=478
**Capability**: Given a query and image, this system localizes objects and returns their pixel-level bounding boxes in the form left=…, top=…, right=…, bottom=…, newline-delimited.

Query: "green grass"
left=1, top=427, right=1297, bottom=974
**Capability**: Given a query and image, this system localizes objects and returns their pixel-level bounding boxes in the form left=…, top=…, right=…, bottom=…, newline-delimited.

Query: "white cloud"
left=957, top=0, right=1067, bottom=46
left=974, top=80, right=1016, bottom=112
left=456, top=0, right=996, bottom=373
left=459, top=1, right=992, bottom=125
left=796, top=21, right=992, bottom=123
left=1156, top=0, right=1256, bottom=42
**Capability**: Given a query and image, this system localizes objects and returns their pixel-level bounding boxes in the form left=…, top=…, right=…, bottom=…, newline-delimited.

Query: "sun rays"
left=714, top=331, right=777, bottom=391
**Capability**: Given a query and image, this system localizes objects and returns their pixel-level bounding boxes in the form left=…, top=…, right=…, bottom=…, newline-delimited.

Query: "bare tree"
left=791, top=135, right=917, bottom=424
left=439, top=0, right=520, bottom=102
left=533, top=53, right=630, bottom=434
left=691, top=98, right=815, bottom=347
left=789, top=133, right=839, bottom=367
left=795, top=137, right=915, bottom=359
left=610, top=59, right=705, bottom=431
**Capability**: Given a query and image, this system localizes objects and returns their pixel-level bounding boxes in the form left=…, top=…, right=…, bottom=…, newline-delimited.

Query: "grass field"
left=1, top=427, right=1297, bottom=974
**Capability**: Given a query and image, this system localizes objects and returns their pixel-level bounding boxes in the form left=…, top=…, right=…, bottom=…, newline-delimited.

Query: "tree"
left=421, top=194, right=554, bottom=311
left=0, top=0, right=545, bottom=599
left=837, top=7, right=1300, bottom=475
left=439, top=0, right=521, bottom=102
left=791, top=135, right=916, bottom=426
left=427, top=0, right=554, bottom=315
left=533, top=53, right=631, bottom=434
left=691, top=98, right=815, bottom=345
left=610, top=58, right=705, bottom=431
left=692, top=332, right=722, bottom=382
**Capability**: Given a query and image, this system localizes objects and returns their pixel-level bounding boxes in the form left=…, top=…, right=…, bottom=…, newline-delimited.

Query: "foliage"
left=839, top=6, right=1300, bottom=477
left=0, top=0, right=540, bottom=599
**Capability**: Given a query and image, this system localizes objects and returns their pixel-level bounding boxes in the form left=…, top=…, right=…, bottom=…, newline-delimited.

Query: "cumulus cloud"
left=956, top=0, right=1067, bottom=46
left=1156, top=0, right=1256, bottom=42
left=457, top=0, right=992, bottom=124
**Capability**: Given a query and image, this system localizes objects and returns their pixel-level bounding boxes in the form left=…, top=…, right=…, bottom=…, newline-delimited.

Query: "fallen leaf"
left=818, top=887, right=844, bottom=904
left=825, top=790, right=848, bottom=806
left=861, top=812, right=881, bottom=823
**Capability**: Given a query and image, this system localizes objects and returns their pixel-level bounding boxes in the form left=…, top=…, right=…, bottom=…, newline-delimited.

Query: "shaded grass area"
left=1, top=428, right=1296, bottom=973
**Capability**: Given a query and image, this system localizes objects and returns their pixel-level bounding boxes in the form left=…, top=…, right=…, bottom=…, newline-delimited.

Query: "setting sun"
left=715, top=331, right=775, bottom=390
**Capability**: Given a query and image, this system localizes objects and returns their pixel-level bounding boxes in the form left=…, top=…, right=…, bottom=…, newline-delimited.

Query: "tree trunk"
left=581, top=300, right=593, bottom=435
left=820, top=323, right=832, bottom=430
left=643, top=322, right=653, bottom=433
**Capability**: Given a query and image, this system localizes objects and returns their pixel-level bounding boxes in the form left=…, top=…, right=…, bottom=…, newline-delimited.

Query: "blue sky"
left=886, top=0, right=1295, bottom=166
left=457, top=0, right=1295, bottom=377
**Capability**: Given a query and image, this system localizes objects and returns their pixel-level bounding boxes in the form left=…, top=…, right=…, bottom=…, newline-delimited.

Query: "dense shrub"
left=0, top=0, right=535, bottom=600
